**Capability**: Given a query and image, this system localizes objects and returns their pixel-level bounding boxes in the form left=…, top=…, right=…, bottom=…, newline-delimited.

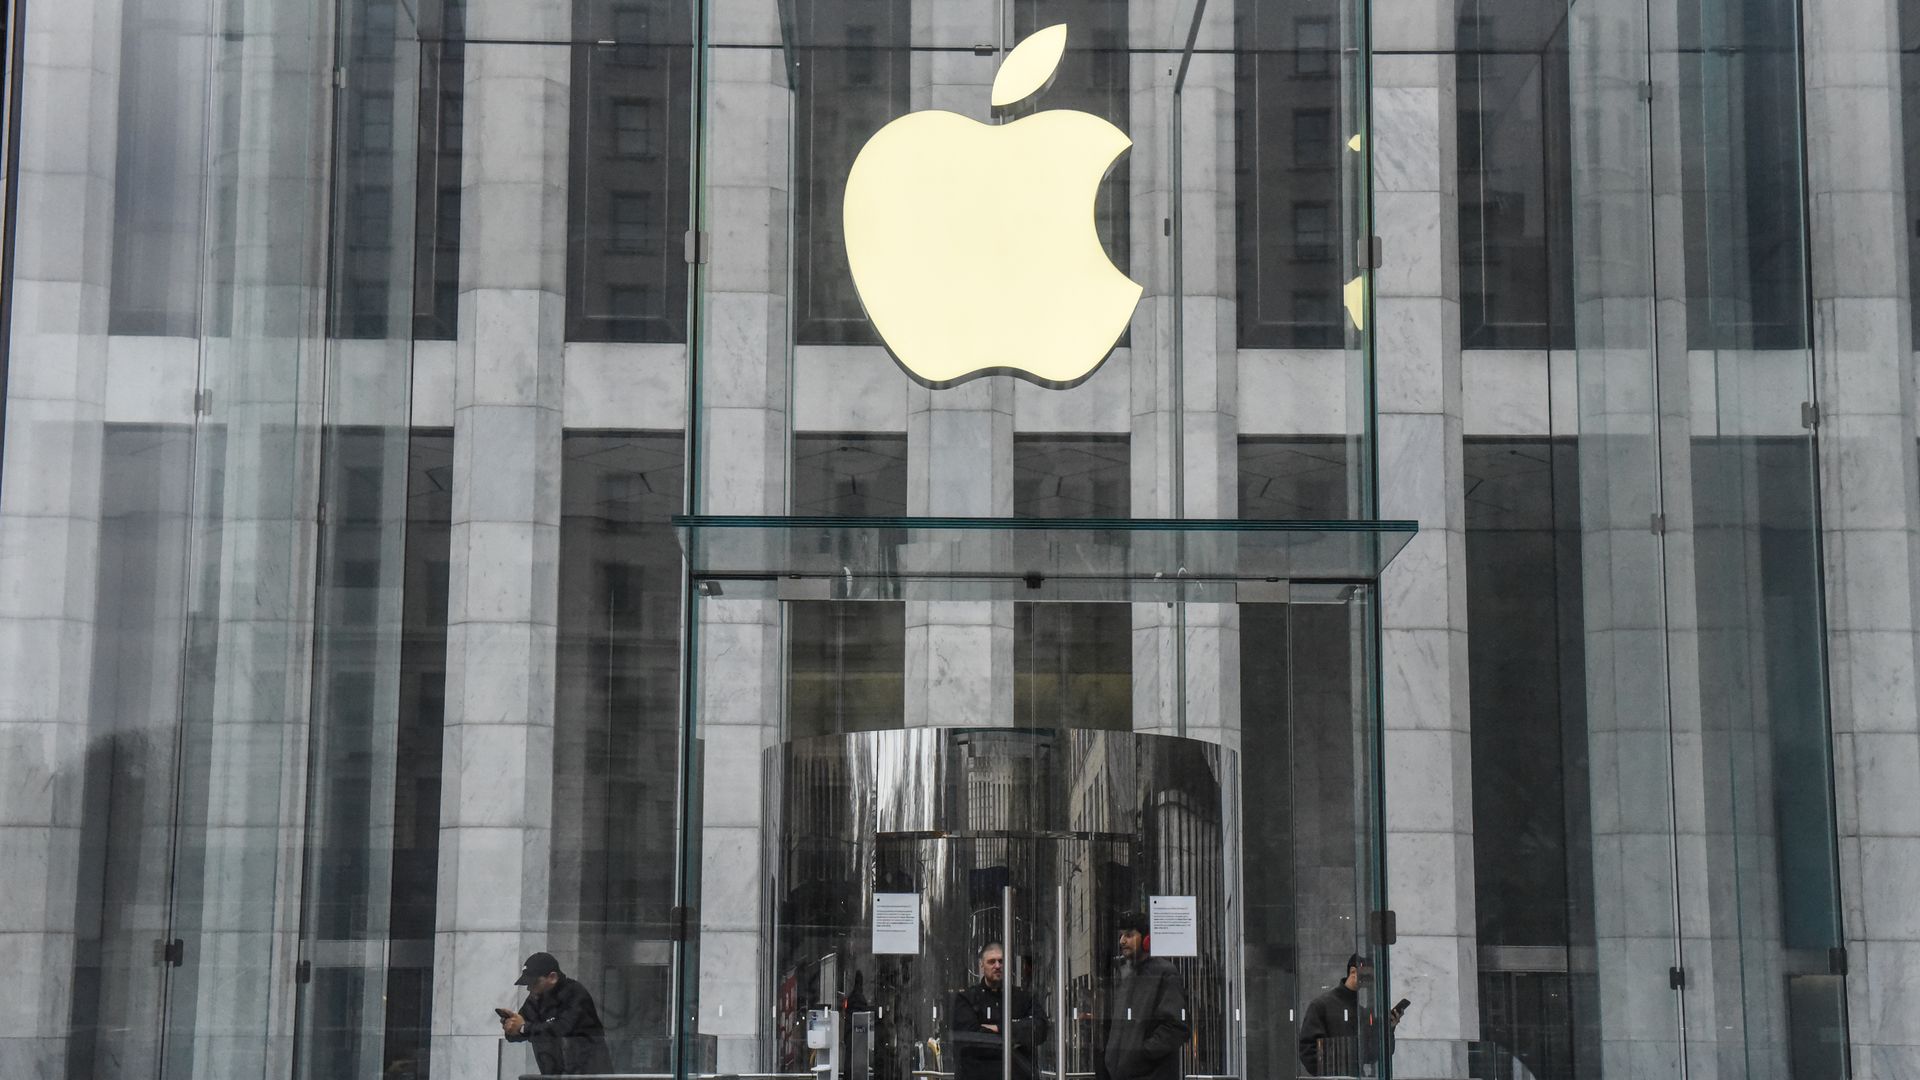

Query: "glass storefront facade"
left=2, top=0, right=1915, bottom=1078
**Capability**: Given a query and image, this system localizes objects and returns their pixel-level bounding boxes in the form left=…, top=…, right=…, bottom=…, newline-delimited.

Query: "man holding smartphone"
left=500, top=951, right=616, bottom=1076
left=1296, top=954, right=1403, bottom=1076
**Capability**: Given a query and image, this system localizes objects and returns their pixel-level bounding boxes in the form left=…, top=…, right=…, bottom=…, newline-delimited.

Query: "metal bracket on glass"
left=157, top=938, right=184, bottom=967
left=685, top=230, right=710, bottom=265
left=1829, top=946, right=1848, bottom=976
left=1356, top=235, right=1384, bottom=270
left=1367, top=910, right=1396, bottom=946
left=1669, top=966, right=1686, bottom=990
left=1801, top=401, right=1820, bottom=430
left=1649, top=513, right=1667, bottom=536
left=1236, top=579, right=1290, bottom=605
left=671, top=904, right=699, bottom=940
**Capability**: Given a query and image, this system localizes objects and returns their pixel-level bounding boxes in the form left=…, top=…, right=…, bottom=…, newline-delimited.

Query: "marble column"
left=1803, top=0, right=1920, bottom=1075
left=903, top=0, right=1015, bottom=729
left=1371, top=7, right=1477, bottom=1073
left=1127, top=0, right=1240, bottom=749
left=691, top=1, right=791, bottom=1068
left=0, top=0, right=121, bottom=1075
left=429, top=2, right=570, bottom=1076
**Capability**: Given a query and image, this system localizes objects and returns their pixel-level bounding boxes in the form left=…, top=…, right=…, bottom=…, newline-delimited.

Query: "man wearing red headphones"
left=1099, top=911, right=1188, bottom=1080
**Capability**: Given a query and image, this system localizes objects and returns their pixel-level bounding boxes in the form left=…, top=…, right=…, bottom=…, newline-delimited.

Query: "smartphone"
left=1392, top=998, right=1412, bottom=1016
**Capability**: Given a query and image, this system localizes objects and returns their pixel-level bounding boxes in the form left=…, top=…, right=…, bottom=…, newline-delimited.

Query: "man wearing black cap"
left=1296, top=953, right=1398, bottom=1076
left=1099, top=911, right=1188, bottom=1080
left=501, top=951, right=615, bottom=1076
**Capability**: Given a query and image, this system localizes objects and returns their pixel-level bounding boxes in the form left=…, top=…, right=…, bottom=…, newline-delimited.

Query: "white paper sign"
left=873, top=893, right=922, bottom=954
left=1148, top=895, right=1198, bottom=957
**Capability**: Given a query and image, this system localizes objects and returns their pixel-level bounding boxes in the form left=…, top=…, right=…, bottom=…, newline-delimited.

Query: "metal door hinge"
left=296, top=959, right=313, bottom=984
left=684, top=230, right=710, bottom=265
left=1637, top=81, right=1654, bottom=102
left=1649, top=512, right=1667, bottom=536
left=1368, top=909, right=1397, bottom=946
left=158, top=938, right=185, bottom=968
left=1669, top=966, right=1686, bottom=989
left=1357, top=235, right=1384, bottom=270
left=194, top=389, right=214, bottom=415
left=671, top=904, right=700, bottom=939
left=1801, top=401, right=1820, bottom=430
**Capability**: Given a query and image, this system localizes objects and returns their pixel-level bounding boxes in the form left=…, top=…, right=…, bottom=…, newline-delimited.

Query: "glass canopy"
left=673, top=515, right=1416, bottom=601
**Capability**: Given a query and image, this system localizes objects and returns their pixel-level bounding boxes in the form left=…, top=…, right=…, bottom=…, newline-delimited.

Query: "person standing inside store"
left=1296, top=953, right=1400, bottom=1076
left=499, top=951, right=616, bottom=1076
left=1099, top=911, right=1189, bottom=1080
left=953, top=941, right=1050, bottom=1080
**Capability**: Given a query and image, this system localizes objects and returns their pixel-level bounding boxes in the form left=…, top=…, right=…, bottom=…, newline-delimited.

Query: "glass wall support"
left=1802, top=0, right=1920, bottom=1072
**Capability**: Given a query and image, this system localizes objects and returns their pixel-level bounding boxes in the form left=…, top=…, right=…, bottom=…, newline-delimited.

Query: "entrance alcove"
left=670, top=515, right=1413, bottom=1080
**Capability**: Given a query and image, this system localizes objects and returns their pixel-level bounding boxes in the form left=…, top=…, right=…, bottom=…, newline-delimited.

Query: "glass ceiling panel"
left=674, top=515, right=1416, bottom=602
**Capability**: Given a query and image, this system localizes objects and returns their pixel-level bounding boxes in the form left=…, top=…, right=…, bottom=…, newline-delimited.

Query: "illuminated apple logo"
left=843, top=24, right=1141, bottom=389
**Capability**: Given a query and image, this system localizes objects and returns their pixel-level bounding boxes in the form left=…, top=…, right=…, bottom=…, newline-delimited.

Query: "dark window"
left=567, top=3, right=694, bottom=343
left=1292, top=202, right=1333, bottom=262
left=608, top=192, right=660, bottom=253
left=109, top=0, right=212, bottom=336
left=1678, top=0, right=1809, bottom=350
left=1238, top=436, right=1349, bottom=520
left=1456, top=42, right=1573, bottom=349
left=788, top=434, right=908, bottom=738
left=555, top=432, right=686, bottom=1071
left=1237, top=0, right=1345, bottom=348
left=793, top=0, right=912, bottom=344
left=1463, top=437, right=1593, bottom=1080
left=1294, top=18, right=1332, bottom=75
left=329, top=0, right=415, bottom=339
left=1292, top=108, right=1333, bottom=168
left=611, top=97, right=661, bottom=157
left=414, top=38, right=465, bottom=341
left=1013, top=435, right=1131, bottom=731
left=380, top=429, right=455, bottom=1080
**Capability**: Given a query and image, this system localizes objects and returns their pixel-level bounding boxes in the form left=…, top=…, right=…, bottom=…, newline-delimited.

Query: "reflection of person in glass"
left=1296, top=953, right=1398, bottom=1076
left=500, top=951, right=616, bottom=1076
left=1100, top=911, right=1189, bottom=1080
left=952, top=942, right=1049, bottom=1080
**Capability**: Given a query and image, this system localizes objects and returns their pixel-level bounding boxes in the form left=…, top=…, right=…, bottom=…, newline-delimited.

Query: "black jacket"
left=1296, top=984, right=1388, bottom=1076
left=1100, top=957, right=1187, bottom=1080
left=951, top=981, right=1049, bottom=1080
left=510, top=976, right=616, bottom=1076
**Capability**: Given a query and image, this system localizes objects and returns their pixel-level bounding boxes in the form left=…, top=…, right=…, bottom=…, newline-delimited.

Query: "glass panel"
left=293, top=0, right=424, bottom=1073
left=157, top=0, right=340, bottom=1074
left=1565, top=0, right=1686, bottom=1072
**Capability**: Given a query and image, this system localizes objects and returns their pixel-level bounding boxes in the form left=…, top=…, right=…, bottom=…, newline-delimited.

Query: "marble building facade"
left=0, top=0, right=1917, bottom=1078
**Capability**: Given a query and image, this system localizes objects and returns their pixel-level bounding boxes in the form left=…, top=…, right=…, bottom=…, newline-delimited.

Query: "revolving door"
left=771, top=729, right=1236, bottom=1080
left=675, top=517, right=1413, bottom=1080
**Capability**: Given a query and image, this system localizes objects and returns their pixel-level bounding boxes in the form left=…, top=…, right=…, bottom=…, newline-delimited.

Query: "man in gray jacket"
left=1100, top=911, right=1188, bottom=1080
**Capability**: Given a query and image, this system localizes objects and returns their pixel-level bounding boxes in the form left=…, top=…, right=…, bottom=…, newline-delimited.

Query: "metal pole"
left=1003, top=885, right=1014, bottom=1080
left=1054, top=885, right=1066, bottom=1080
